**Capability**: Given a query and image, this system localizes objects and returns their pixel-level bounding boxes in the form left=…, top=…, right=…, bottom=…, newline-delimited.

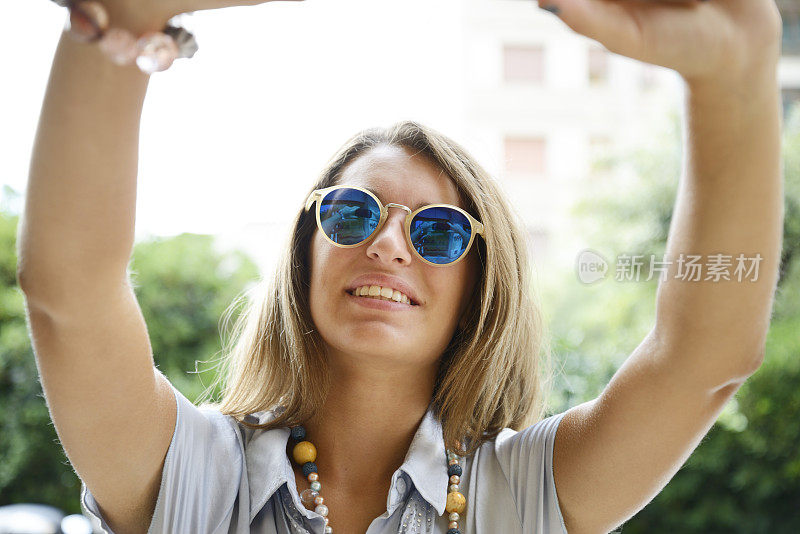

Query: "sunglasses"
left=304, top=185, right=485, bottom=266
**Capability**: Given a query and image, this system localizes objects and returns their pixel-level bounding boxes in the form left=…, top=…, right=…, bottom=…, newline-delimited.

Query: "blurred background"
left=2, top=0, right=799, bottom=532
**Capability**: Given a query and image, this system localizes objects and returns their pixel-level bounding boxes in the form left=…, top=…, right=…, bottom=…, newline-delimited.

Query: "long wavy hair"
left=196, top=120, right=553, bottom=457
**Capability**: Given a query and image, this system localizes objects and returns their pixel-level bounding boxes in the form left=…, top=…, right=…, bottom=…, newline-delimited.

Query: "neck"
left=291, top=351, right=439, bottom=495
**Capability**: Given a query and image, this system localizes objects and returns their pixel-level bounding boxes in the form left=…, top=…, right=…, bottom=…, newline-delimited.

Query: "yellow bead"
left=292, top=441, right=317, bottom=464
left=445, top=491, right=466, bottom=514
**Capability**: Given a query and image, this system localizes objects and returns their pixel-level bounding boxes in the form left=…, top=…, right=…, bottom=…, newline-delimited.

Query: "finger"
left=536, top=0, right=702, bottom=59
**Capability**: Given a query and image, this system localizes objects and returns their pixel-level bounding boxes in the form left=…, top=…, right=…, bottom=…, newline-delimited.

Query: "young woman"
left=18, top=0, right=783, bottom=533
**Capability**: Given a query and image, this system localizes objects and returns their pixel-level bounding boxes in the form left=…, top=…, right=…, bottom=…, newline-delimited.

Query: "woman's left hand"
left=538, top=0, right=782, bottom=86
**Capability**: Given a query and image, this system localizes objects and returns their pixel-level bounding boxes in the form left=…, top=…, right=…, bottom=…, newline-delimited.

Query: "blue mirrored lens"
left=319, top=188, right=381, bottom=245
left=410, top=207, right=472, bottom=264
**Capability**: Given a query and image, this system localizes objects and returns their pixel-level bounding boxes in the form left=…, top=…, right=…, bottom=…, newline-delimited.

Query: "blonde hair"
left=197, top=120, right=553, bottom=457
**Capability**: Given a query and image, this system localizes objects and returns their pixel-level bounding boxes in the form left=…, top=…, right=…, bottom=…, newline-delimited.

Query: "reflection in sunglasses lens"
left=320, top=188, right=381, bottom=245
left=411, top=207, right=472, bottom=265
left=318, top=188, right=473, bottom=264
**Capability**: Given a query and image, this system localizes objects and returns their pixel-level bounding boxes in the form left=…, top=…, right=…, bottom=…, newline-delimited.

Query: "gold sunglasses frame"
left=304, top=185, right=485, bottom=267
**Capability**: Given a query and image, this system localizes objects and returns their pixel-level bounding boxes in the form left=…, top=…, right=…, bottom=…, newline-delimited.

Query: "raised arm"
left=15, top=7, right=186, bottom=533
left=16, top=1, right=300, bottom=532
left=528, top=1, right=784, bottom=532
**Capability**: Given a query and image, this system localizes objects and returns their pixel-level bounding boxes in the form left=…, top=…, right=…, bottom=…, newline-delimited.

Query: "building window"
left=588, top=46, right=609, bottom=85
left=504, top=136, right=546, bottom=175
left=503, top=44, right=545, bottom=84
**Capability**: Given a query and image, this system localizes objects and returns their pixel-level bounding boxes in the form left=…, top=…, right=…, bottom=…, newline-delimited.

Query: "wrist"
left=63, top=0, right=174, bottom=36
left=684, top=62, right=780, bottom=104
left=682, top=38, right=780, bottom=96
left=683, top=66, right=781, bottom=136
left=61, top=1, right=195, bottom=74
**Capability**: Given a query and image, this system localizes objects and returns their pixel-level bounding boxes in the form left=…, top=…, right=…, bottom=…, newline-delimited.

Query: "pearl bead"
left=308, top=472, right=319, bottom=482
left=314, top=495, right=324, bottom=505
left=449, top=483, right=459, bottom=492
left=310, top=481, right=321, bottom=491
left=324, top=527, right=333, bottom=534
left=292, top=441, right=317, bottom=464
left=449, top=521, right=459, bottom=529
left=449, top=512, right=460, bottom=521
left=324, top=517, right=329, bottom=526
left=449, top=458, right=459, bottom=466
left=450, top=475, right=460, bottom=484
left=315, top=504, right=329, bottom=517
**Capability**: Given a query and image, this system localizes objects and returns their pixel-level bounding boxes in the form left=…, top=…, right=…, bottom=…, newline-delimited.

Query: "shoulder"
left=493, top=411, right=567, bottom=461
left=463, top=411, right=567, bottom=478
left=464, top=412, right=569, bottom=533
left=172, top=384, right=246, bottom=454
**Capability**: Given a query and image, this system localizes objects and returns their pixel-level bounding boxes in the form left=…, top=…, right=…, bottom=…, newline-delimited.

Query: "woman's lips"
left=345, top=290, right=417, bottom=311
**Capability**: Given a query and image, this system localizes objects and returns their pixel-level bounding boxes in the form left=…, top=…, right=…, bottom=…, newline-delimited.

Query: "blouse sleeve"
left=493, top=411, right=569, bottom=533
left=79, top=380, right=244, bottom=534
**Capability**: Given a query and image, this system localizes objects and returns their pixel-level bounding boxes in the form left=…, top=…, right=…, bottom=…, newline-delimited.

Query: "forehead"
left=337, top=145, right=464, bottom=209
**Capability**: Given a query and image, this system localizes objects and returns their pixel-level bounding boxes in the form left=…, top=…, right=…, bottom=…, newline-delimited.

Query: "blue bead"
left=302, top=462, right=318, bottom=476
left=290, top=425, right=306, bottom=441
left=447, top=464, right=462, bottom=477
left=446, top=529, right=461, bottom=534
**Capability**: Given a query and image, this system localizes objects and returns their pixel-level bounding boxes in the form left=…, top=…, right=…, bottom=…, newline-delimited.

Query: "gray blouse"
left=80, top=381, right=568, bottom=534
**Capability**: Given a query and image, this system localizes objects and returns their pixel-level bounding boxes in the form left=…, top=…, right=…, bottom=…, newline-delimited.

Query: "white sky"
left=3, top=0, right=487, bottom=272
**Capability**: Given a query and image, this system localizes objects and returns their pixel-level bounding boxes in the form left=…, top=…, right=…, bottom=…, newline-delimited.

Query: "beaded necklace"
left=289, top=424, right=467, bottom=534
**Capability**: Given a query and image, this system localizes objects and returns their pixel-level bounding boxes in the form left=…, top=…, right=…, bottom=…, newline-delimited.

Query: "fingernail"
left=540, top=5, right=560, bottom=15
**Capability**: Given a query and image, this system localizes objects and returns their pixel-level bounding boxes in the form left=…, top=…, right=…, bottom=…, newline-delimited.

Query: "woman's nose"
left=365, top=206, right=413, bottom=265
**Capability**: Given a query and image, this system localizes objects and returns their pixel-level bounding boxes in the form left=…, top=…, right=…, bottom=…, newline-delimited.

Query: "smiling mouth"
left=345, top=289, right=419, bottom=306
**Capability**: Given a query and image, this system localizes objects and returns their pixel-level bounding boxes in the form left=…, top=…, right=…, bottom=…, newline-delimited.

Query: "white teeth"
left=352, top=284, right=414, bottom=305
